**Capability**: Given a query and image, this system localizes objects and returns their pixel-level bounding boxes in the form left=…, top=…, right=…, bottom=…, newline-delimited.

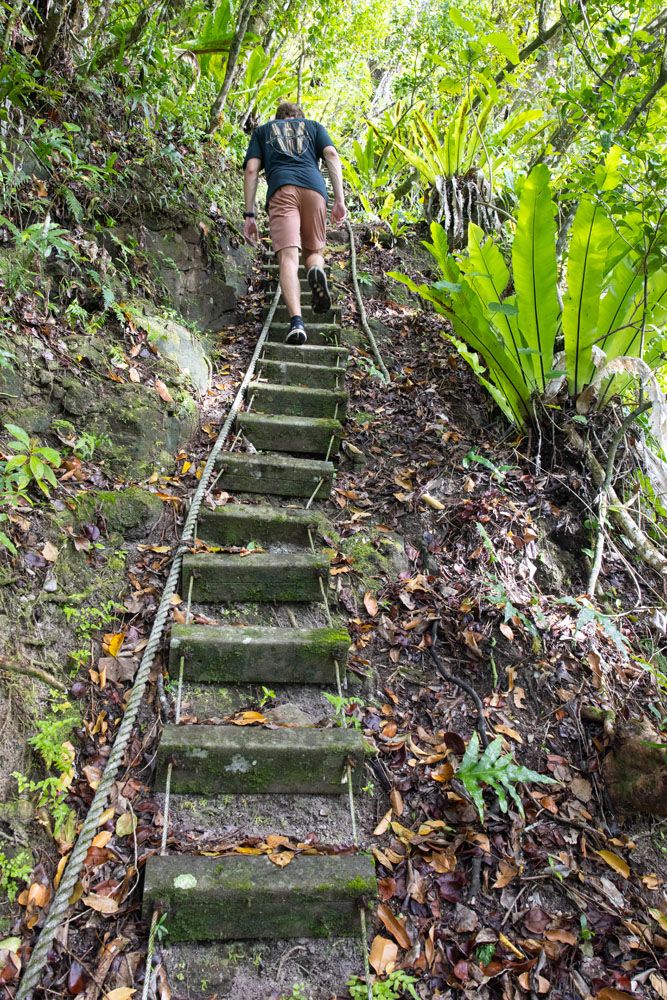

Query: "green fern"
left=457, top=732, right=556, bottom=820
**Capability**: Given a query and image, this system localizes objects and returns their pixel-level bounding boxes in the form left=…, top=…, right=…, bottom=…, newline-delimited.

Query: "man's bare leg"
left=304, top=251, right=325, bottom=272
left=278, top=246, right=301, bottom=317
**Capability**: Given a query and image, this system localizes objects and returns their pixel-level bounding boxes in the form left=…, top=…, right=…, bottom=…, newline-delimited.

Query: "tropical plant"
left=392, top=164, right=667, bottom=426
left=379, top=90, right=546, bottom=242
left=457, top=731, right=556, bottom=820
left=2, top=424, right=62, bottom=497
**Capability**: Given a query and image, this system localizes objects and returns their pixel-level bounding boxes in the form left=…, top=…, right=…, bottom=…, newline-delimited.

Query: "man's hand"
left=331, top=199, right=347, bottom=226
left=243, top=216, right=259, bottom=246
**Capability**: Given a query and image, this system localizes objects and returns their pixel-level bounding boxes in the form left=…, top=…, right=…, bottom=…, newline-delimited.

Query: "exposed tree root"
left=0, top=655, right=66, bottom=692
left=566, top=424, right=667, bottom=579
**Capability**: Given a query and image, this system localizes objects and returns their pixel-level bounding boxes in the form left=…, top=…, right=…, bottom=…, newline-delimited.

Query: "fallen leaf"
left=228, top=711, right=267, bottom=726
left=595, top=849, right=630, bottom=879
left=364, top=591, right=378, bottom=617
left=105, top=990, right=136, bottom=1000
left=494, top=723, right=523, bottom=743
left=493, top=860, right=518, bottom=889
left=103, top=633, right=125, bottom=658
left=269, top=851, right=294, bottom=867
left=373, top=809, right=392, bottom=837
left=499, top=622, right=514, bottom=642
left=82, top=894, right=119, bottom=914
left=377, top=903, right=411, bottom=949
left=369, top=934, right=398, bottom=975
left=390, top=788, right=403, bottom=816
left=421, top=492, right=444, bottom=510
left=595, top=991, right=635, bottom=1000
left=571, top=777, right=592, bottom=802
left=115, top=813, right=137, bottom=837
left=154, top=378, right=174, bottom=403
left=42, top=540, right=59, bottom=562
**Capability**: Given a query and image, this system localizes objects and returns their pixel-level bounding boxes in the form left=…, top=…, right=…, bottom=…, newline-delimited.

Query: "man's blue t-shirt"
left=243, top=118, right=334, bottom=207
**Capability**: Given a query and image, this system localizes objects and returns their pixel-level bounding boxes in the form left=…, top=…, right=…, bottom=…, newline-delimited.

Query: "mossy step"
left=181, top=551, right=329, bottom=603
left=248, top=382, right=347, bottom=419
left=236, top=413, right=342, bottom=457
left=143, top=854, right=376, bottom=941
left=169, top=624, right=350, bottom=684
left=273, top=304, right=340, bottom=322
left=196, top=503, right=327, bottom=547
left=262, top=343, right=347, bottom=366
left=216, top=452, right=334, bottom=499
left=257, top=359, right=345, bottom=390
left=267, top=324, right=340, bottom=347
left=155, top=724, right=368, bottom=794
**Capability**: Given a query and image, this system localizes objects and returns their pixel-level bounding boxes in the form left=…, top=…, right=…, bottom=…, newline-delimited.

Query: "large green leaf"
left=512, top=164, right=559, bottom=391
left=460, top=225, right=533, bottom=388
left=563, top=199, right=614, bottom=396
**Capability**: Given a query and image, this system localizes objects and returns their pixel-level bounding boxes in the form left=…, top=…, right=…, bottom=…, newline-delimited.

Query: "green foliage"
left=0, top=850, right=33, bottom=904
left=392, top=165, right=667, bottom=427
left=348, top=971, right=419, bottom=999
left=457, top=731, right=556, bottom=820
left=323, top=692, right=365, bottom=729
left=13, top=699, right=78, bottom=840
left=2, top=424, right=62, bottom=497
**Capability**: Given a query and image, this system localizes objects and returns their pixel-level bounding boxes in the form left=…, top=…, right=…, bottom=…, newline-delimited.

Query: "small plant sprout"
left=323, top=692, right=365, bottom=729
left=457, top=732, right=557, bottom=821
left=348, top=970, right=419, bottom=999
left=0, top=849, right=33, bottom=903
left=3, top=424, right=62, bottom=497
left=259, top=686, right=276, bottom=708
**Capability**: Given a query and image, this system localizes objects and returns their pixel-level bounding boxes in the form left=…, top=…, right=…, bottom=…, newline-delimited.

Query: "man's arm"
left=322, top=145, right=347, bottom=225
left=243, top=157, right=261, bottom=245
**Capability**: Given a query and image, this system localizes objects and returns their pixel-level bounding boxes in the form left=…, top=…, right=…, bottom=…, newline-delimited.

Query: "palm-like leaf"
left=512, top=163, right=559, bottom=391
left=563, top=199, right=615, bottom=396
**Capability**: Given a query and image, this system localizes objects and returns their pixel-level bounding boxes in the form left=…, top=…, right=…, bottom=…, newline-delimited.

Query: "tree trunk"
left=91, top=0, right=162, bottom=71
left=208, top=0, right=255, bottom=132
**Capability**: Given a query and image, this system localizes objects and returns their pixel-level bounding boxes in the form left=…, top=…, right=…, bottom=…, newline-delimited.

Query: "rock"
left=125, top=299, right=211, bottom=395
left=603, top=718, right=667, bottom=817
left=265, top=703, right=316, bottom=727
left=72, top=486, right=163, bottom=539
left=139, top=224, right=251, bottom=331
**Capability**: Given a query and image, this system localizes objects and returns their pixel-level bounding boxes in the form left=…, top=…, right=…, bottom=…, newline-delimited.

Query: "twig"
left=428, top=622, right=489, bottom=747
left=587, top=401, right=652, bottom=595
left=0, top=655, right=66, bottom=692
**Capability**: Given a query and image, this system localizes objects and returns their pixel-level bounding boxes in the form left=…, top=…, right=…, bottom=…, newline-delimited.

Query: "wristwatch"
left=244, top=212, right=256, bottom=218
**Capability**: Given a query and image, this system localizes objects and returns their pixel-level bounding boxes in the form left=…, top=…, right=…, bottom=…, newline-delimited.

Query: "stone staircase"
left=142, top=265, right=376, bottom=996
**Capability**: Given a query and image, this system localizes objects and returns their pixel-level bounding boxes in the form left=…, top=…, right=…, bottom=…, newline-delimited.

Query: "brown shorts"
left=268, top=185, right=327, bottom=255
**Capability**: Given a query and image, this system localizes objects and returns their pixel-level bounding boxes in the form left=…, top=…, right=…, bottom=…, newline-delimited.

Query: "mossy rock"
left=339, top=530, right=409, bottom=591
left=72, top=487, right=162, bottom=538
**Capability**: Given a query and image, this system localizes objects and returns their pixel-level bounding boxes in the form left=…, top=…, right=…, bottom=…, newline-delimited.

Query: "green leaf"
left=512, top=164, right=560, bottom=392
left=483, top=30, right=520, bottom=64
left=4, top=455, right=27, bottom=471
left=34, top=446, right=62, bottom=468
left=4, top=424, right=30, bottom=447
left=29, top=455, right=45, bottom=482
left=563, top=199, right=614, bottom=396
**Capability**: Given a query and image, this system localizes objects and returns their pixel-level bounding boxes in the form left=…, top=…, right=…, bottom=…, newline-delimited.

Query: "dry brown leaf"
left=373, top=809, right=392, bottom=837
left=494, top=723, right=523, bottom=743
left=103, top=633, right=125, bottom=657
left=389, top=788, right=403, bottom=816
left=154, top=378, right=174, bottom=403
left=499, top=622, right=514, bottom=641
left=595, top=850, right=630, bottom=879
left=649, top=975, right=667, bottom=1000
left=83, top=894, right=119, bottom=914
left=595, top=990, right=636, bottom=1000
left=492, top=860, right=518, bottom=889
left=229, top=711, right=267, bottom=726
left=421, top=492, right=444, bottom=511
left=269, top=851, right=294, bottom=867
left=377, top=903, right=411, bottom=950
left=369, top=934, right=398, bottom=975
left=105, top=990, right=136, bottom=1000
left=42, top=540, right=59, bottom=562
left=363, top=591, right=378, bottom=617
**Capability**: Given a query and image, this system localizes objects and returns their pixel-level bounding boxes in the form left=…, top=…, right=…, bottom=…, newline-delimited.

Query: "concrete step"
left=248, top=382, right=347, bottom=419
left=273, top=303, right=340, bottom=323
left=262, top=342, right=347, bottom=366
left=216, top=452, right=334, bottom=499
left=182, top=550, right=329, bottom=603
left=169, top=624, right=350, bottom=685
left=196, top=503, right=326, bottom=548
left=237, top=413, right=342, bottom=457
left=143, top=854, right=376, bottom=941
left=155, top=724, right=368, bottom=794
left=257, top=358, right=345, bottom=390
left=267, top=324, right=340, bottom=347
